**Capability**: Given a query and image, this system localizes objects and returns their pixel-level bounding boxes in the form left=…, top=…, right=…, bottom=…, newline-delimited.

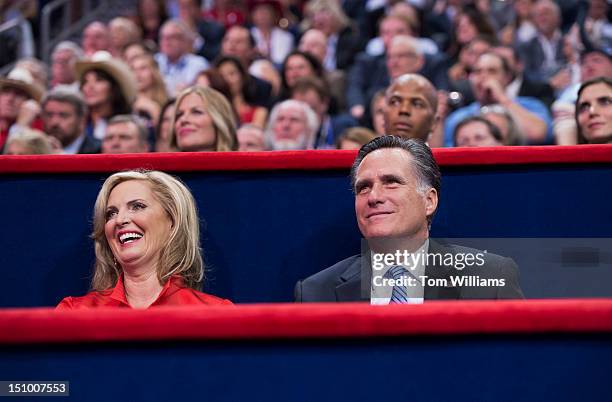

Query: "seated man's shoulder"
left=296, top=255, right=361, bottom=302
left=302, top=254, right=361, bottom=286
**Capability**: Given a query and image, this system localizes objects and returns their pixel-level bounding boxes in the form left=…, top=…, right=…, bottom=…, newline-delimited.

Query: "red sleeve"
left=56, top=297, right=74, bottom=310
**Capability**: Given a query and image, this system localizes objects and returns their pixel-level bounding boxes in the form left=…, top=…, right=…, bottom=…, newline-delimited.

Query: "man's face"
left=0, top=87, right=28, bottom=120
left=102, top=121, right=148, bottom=153
left=581, top=53, right=612, bottom=82
left=272, top=105, right=309, bottom=149
left=160, top=24, right=188, bottom=62
left=455, top=121, right=502, bottom=147
left=285, top=55, right=315, bottom=88
left=354, top=148, right=436, bottom=243
left=237, top=126, right=266, bottom=151
left=380, top=17, right=410, bottom=51
left=82, top=23, right=110, bottom=55
left=384, top=80, right=435, bottom=141
left=221, top=27, right=252, bottom=64
left=470, top=54, right=510, bottom=103
left=386, top=41, right=423, bottom=80
left=42, top=100, right=83, bottom=147
left=298, top=30, right=327, bottom=64
left=533, top=1, right=559, bottom=36
left=51, top=49, right=77, bottom=85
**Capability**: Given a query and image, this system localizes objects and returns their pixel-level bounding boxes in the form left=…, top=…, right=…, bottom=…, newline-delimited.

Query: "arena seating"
left=1, top=145, right=611, bottom=307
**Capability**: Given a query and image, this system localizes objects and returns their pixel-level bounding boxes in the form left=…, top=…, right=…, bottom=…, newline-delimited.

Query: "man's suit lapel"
left=424, top=240, right=461, bottom=300
left=335, top=251, right=370, bottom=302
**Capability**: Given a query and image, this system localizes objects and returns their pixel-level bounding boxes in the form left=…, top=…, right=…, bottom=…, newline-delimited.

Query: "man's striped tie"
left=385, top=265, right=413, bottom=304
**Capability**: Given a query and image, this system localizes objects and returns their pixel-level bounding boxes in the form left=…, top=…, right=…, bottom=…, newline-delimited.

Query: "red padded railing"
left=0, top=145, right=611, bottom=174
left=1, top=300, right=611, bottom=344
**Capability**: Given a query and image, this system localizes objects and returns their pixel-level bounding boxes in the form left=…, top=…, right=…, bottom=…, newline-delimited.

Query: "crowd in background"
left=0, top=0, right=610, bottom=156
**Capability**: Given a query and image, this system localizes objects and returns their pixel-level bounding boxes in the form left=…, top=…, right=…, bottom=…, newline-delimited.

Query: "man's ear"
left=424, top=187, right=438, bottom=219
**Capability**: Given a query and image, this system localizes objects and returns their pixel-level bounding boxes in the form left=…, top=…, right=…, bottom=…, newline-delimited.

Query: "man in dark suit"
left=295, top=136, right=524, bottom=302
left=41, top=88, right=101, bottom=154
left=518, top=0, right=567, bottom=84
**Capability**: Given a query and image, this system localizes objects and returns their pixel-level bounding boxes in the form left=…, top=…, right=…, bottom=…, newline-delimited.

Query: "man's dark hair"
left=453, top=115, right=503, bottom=144
left=350, top=136, right=441, bottom=223
left=41, top=87, right=87, bottom=118
left=479, top=51, right=513, bottom=76
left=575, top=76, right=612, bottom=144
left=290, top=76, right=330, bottom=102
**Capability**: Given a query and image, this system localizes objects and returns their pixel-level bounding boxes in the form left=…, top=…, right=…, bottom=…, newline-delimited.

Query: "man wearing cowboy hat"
left=0, top=67, right=45, bottom=150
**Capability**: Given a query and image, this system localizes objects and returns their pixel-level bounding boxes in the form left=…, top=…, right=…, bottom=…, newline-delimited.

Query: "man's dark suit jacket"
left=78, top=135, right=101, bottom=154
left=295, top=240, right=524, bottom=302
left=195, top=19, right=225, bottom=62
left=519, top=36, right=566, bottom=82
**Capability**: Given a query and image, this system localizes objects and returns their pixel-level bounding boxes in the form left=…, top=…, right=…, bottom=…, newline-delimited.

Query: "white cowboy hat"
left=0, top=67, right=45, bottom=101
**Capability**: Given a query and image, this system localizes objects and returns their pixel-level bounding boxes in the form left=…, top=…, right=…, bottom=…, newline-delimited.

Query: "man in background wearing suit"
left=41, top=87, right=101, bottom=154
left=295, top=136, right=523, bottom=303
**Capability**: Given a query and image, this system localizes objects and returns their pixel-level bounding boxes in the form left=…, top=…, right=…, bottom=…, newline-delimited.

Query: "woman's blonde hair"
left=132, top=54, right=168, bottom=106
left=170, top=86, right=238, bottom=151
left=91, top=170, right=204, bottom=291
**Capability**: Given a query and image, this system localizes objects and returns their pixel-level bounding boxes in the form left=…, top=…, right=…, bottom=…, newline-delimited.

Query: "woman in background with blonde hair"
left=130, top=53, right=168, bottom=107
left=171, top=86, right=238, bottom=152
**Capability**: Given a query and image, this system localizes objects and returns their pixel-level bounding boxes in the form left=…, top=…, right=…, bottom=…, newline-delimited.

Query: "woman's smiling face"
left=104, top=180, right=172, bottom=271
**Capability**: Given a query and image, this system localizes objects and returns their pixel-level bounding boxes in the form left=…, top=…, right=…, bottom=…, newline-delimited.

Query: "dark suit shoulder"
left=295, top=255, right=361, bottom=302
left=78, top=136, right=101, bottom=154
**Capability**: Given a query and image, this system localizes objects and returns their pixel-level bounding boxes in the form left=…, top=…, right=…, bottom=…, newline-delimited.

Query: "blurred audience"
left=454, top=115, right=504, bottom=147
left=76, top=51, right=136, bottom=140
left=444, top=52, right=552, bottom=146
left=336, top=127, right=377, bottom=150
left=155, top=19, right=210, bottom=96
left=171, top=86, right=237, bottom=152
left=102, top=114, right=150, bottom=153
left=51, top=41, right=84, bottom=90
left=3, top=128, right=56, bottom=155
left=41, top=87, right=100, bottom=154
left=82, top=21, right=111, bottom=57
left=301, top=0, right=361, bottom=71
left=177, top=0, right=225, bottom=62
left=0, top=67, right=44, bottom=149
left=130, top=54, right=168, bottom=107
left=552, top=48, right=612, bottom=145
left=265, top=99, right=319, bottom=150
left=155, top=98, right=177, bottom=152
left=249, top=0, right=294, bottom=65
left=237, top=124, right=266, bottom=151
left=108, top=17, right=143, bottom=58
left=575, top=77, right=612, bottom=144
left=290, top=76, right=357, bottom=149
left=134, top=0, right=169, bottom=44
left=215, top=56, right=268, bottom=128
left=220, top=25, right=272, bottom=106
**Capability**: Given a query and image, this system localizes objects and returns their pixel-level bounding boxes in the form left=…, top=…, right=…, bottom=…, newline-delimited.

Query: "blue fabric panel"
left=0, top=335, right=610, bottom=401
left=1, top=164, right=611, bottom=307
